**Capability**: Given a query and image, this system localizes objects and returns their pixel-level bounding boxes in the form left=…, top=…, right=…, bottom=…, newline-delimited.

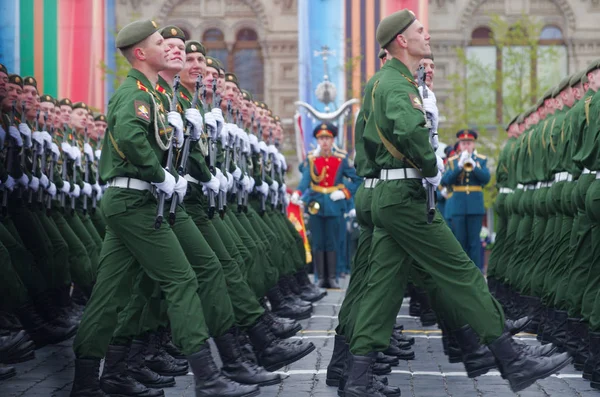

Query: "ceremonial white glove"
left=258, top=141, right=268, bottom=153
left=211, top=108, right=224, bottom=136
left=270, top=180, right=279, bottom=192
left=173, top=175, right=188, bottom=202
left=0, top=125, right=5, bottom=148
left=215, top=168, right=228, bottom=192
left=204, top=112, right=217, bottom=139
left=277, top=153, right=287, bottom=171
left=84, top=143, right=94, bottom=161
left=95, top=149, right=102, bottom=160
left=248, top=134, right=259, bottom=153
left=74, top=149, right=82, bottom=167
left=267, top=144, right=278, bottom=155
left=283, top=192, right=290, bottom=208
left=39, top=174, right=49, bottom=189
left=436, top=155, right=445, bottom=173
left=218, top=123, right=230, bottom=147
left=441, top=187, right=449, bottom=199
left=241, top=134, right=251, bottom=154
left=93, top=182, right=102, bottom=197
left=32, top=131, right=44, bottom=146
left=2, top=175, right=16, bottom=191
left=225, top=172, right=233, bottom=191
left=18, top=123, right=32, bottom=148
left=330, top=190, right=346, bottom=201
left=29, top=176, right=40, bottom=192
left=423, top=170, right=442, bottom=188
left=47, top=182, right=57, bottom=198
left=71, top=184, right=81, bottom=198
left=61, top=181, right=71, bottom=195
left=257, top=180, right=269, bottom=196
left=201, top=175, right=219, bottom=195
left=152, top=169, right=176, bottom=199
left=17, top=173, right=29, bottom=187
left=9, top=126, right=23, bottom=147
left=232, top=166, right=242, bottom=180
left=50, top=143, right=60, bottom=158
left=280, top=183, right=287, bottom=193
left=419, top=86, right=439, bottom=132
left=167, top=111, right=184, bottom=149
left=241, top=175, right=251, bottom=190
left=348, top=208, right=356, bottom=218
left=41, top=131, right=52, bottom=147
left=82, top=182, right=92, bottom=197
left=184, top=108, right=203, bottom=140
left=457, top=150, right=469, bottom=168
left=61, top=142, right=76, bottom=160
left=290, top=191, right=302, bottom=205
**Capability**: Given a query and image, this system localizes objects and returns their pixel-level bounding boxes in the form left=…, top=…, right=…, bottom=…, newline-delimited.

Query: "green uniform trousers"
left=350, top=180, right=504, bottom=355
left=498, top=189, right=523, bottom=284
left=505, top=189, right=535, bottom=288
left=551, top=182, right=577, bottom=309
left=487, top=192, right=509, bottom=280
left=244, top=205, right=280, bottom=296
left=584, top=179, right=600, bottom=330
left=79, top=211, right=104, bottom=255
left=73, top=188, right=209, bottom=358
left=0, top=240, right=30, bottom=311
left=89, top=206, right=107, bottom=239
left=65, top=211, right=100, bottom=276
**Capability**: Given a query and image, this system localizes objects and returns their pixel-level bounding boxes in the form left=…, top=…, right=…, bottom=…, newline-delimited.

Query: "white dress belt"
left=499, top=188, right=513, bottom=194
left=108, top=177, right=153, bottom=192
left=364, top=178, right=379, bottom=189
left=379, top=168, right=422, bottom=181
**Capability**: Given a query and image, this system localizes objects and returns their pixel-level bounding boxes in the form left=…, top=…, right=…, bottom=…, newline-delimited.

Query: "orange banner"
left=287, top=200, right=312, bottom=264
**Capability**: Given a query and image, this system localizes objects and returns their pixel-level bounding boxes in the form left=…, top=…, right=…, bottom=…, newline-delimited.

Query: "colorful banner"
left=287, top=199, right=312, bottom=264
left=0, top=0, right=117, bottom=112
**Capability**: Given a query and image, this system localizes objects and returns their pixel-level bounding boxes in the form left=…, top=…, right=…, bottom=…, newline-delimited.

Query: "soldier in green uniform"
left=343, top=10, right=571, bottom=396
left=89, top=113, right=107, bottom=237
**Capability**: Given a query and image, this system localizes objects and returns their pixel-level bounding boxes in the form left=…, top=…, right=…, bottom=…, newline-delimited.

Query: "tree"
left=440, top=13, right=563, bottom=209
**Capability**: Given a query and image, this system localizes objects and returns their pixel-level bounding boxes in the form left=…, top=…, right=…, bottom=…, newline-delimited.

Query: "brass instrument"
left=463, top=151, right=476, bottom=172
left=308, top=201, right=320, bottom=215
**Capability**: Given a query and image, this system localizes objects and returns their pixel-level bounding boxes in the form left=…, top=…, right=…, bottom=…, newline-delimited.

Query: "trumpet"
left=308, top=201, right=320, bottom=215
left=461, top=151, right=476, bottom=171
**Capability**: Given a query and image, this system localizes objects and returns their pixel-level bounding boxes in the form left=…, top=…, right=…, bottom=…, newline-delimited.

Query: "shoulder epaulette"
left=137, top=80, right=149, bottom=92
left=180, top=92, right=190, bottom=101
left=156, top=85, right=166, bottom=94
left=475, top=153, right=487, bottom=160
left=448, top=155, right=459, bottom=162
left=333, top=145, right=347, bottom=155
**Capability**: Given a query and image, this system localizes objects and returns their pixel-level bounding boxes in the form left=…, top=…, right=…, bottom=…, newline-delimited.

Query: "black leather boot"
left=159, top=328, right=185, bottom=360
left=187, top=343, right=260, bottom=397
left=144, top=332, right=188, bottom=376
left=128, top=340, right=175, bottom=388
left=384, top=341, right=415, bottom=360
left=338, top=370, right=399, bottom=397
left=372, top=362, right=391, bottom=375
left=278, top=277, right=312, bottom=310
left=0, top=363, right=16, bottom=380
left=266, top=285, right=311, bottom=320
left=294, top=270, right=327, bottom=302
left=285, top=273, right=320, bottom=304
left=215, top=328, right=281, bottom=386
left=583, top=331, right=600, bottom=380
left=564, top=318, right=588, bottom=370
left=550, top=310, right=569, bottom=349
left=522, top=296, right=543, bottom=332
left=16, top=301, right=76, bottom=348
left=326, top=335, right=348, bottom=387
left=452, top=325, right=496, bottom=378
left=0, top=329, right=35, bottom=363
left=416, top=289, right=436, bottom=326
left=343, top=352, right=386, bottom=397
left=325, top=251, right=340, bottom=289
left=505, top=316, right=531, bottom=335
left=313, top=251, right=327, bottom=288
left=539, top=308, right=555, bottom=344
left=70, top=358, right=109, bottom=396
left=247, top=318, right=315, bottom=371
left=515, top=341, right=557, bottom=357
left=392, top=329, right=414, bottom=346
left=375, top=352, right=399, bottom=366
left=261, top=309, right=302, bottom=339
left=487, top=332, right=572, bottom=392
left=408, top=284, right=421, bottom=317
left=389, top=335, right=412, bottom=350
left=34, top=288, right=80, bottom=329
left=100, top=344, right=164, bottom=397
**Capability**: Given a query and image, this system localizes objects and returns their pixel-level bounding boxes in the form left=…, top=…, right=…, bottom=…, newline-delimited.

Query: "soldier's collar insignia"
left=137, top=80, right=149, bottom=92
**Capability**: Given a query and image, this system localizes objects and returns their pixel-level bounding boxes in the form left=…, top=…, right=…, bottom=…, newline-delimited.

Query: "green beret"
left=185, top=40, right=206, bottom=55
left=8, top=74, right=23, bottom=88
left=59, top=98, right=73, bottom=108
left=378, top=49, right=386, bottom=59
left=116, top=19, right=159, bottom=49
left=0, top=64, right=7, bottom=75
left=94, top=113, right=107, bottom=122
left=542, top=88, right=553, bottom=101
left=40, top=94, right=54, bottom=103
left=535, top=97, right=545, bottom=108
left=505, top=113, right=519, bottom=131
left=241, top=89, right=253, bottom=101
left=258, top=101, right=268, bottom=110
left=23, top=76, right=37, bottom=89
left=225, top=73, right=239, bottom=87
left=205, top=56, right=220, bottom=72
left=584, top=58, right=600, bottom=78
left=72, top=102, right=89, bottom=111
left=516, top=113, right=525, bottom=124
left=569, top=70, right=585, bottom=87
left=160, top=25, right=185, bottom=42
left=274, top=115, right=281, bottom=123
left=376, top=9, right=417, bottom=48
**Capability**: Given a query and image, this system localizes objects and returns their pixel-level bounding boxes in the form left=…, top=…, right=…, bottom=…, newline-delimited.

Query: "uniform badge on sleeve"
left=135, top=100, right=151, bottom=121
left=408, top=94, right=423, bottom=111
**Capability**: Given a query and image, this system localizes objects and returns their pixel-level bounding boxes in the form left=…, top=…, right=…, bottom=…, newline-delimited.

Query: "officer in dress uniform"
left=292, top=123, right=361, bottom=289
left=442, top=130, right=490, bottom=272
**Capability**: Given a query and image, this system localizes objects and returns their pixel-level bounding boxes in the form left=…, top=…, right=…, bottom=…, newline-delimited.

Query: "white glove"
left=458, top=150, right=469, bottom=168
left=17, top=173, right=29, bottom=187
left=219, top=124, right=230, bottom=147
left=436, top=155, right=445, bottom=173
left=29, top=176, right=40, bottom=192
left=419, top=86, right=439, bottom=132
left=39, top=174, right=49, bottom=189
left=9, top=126, right=23, bottom=147
left=71, top=184, right=81, bottom=198
left=257, top=181, right=269, bottom=196
left=290, top=191, right=302, bottom=205
left=232, top=167, right=242, bottom=180
left=95, top=149, right=102, bottom=160
left=201, top=175, right=219, bottom=195
left=0, top=125, right=5, bottom=147
left=173, top=175, right=188, bottom=202
left=152, top=169, right=176, bottom=199
left=226, top=172, right=234, bottom=191
left=241, top=134, right=251, bottom=154
left=3, top=175, right=15, bottom=191
left=82, top=182, right=92, bottom=197
left=18, top=123, right=32, bottom=148
left=348, top=208, right=356, bottom=218
left=93, top=182, right=102, bottom=197
left=277, top=153, right=287, bottom=171
left=248, top=134, right=259, bottom=153
left=167, top=111, right=184, bottom=149
left=280, top=183, right=287, bottom=193
left=330, top=190, right=346, bottom=201
left=270, top=180, right=279, bottom=192
left=50, top=143, right=60, bottom=158
left=41, top=131, right=52, bottom=147
left=32, top=131, right=44, bottom=146
left=61, top=142, right=76, bottom=160
left=211, top=108, right=224, bottom=137
left=84, top=143, right=94, bottom=161
left=204, top=112, right=217, bottom=139
left=423, top=170, right=442, bottom=188
left=215, top=168, right=228, bottom=192
left=258, top=141, right=268, bottom=153
left=184, top=108, right=203, bottom=140
left=441, top=187, right=449, bottom=199
left=245, top=176, right=255, bottom=193
left=283, top=192, right=290, bottom=208
left=61, top=181, right=71, bottom=195
left=267, top=144, right=278, bottom=155
left=46, top=182, right=57, bottom=198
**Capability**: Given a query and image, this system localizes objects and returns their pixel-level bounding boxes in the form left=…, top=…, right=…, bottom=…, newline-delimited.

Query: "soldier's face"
left=317, top=135, right=334, bottom=153
left=459, top=140, right=475, bottom=153
left=275, top=124, right=283, bottom=142
left=140, top=32, right=169, bottom=71
left=2, top=83, right=22, bottom=111
left=182, top=53, right=206, bottom=89
left=21, top=85, right=37, bottom=110
left=60, top=105, right=72, bottom=124
left=588, top=69, right=600, bottom=91
left=561, top=87, right=574, bottom=108
left=572, top=84, right=583, bottom=101
left=420, top=58, right=435, bottom=88
left=399, top=20, right=431, bottom=58
left=203, top=68, right=219, bottom=94
left=53, top=106, right=62, bottom=127
left=38, top=102, right=54, bottom=128
left=0, top=71, right=8, bottom=98
left=71, top=108, right=87, bottom=130
left=26, top=96, right=40, bottom=120
left=87, top=115, right=95, bottom=130
left=224, top=81, right=237, bottom=101
left=95, top=120, right=107, bottom=137
left=164, top=38, right=185, bottom=72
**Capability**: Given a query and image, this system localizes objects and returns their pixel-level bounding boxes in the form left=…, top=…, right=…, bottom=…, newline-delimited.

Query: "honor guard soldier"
left=292, top=123, right=361, bottom=289
left=442, top=129, right=490, bottom=272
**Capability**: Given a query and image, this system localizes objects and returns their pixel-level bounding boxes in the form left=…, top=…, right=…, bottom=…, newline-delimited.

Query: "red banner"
left=287, top=198, right=311, bottom=264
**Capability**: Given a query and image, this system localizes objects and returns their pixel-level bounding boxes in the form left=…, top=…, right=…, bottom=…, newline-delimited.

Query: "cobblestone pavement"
left=1, top=278, right=597, bottom=397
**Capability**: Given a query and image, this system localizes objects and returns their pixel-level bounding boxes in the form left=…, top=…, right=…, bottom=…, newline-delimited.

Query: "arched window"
left=537, top=25, right=567, bottom=104
left=467, top=27, right=498, bottom=124
left=232, top=28, right=264, bottom=100
left=203, top=28, right=228, bottom=67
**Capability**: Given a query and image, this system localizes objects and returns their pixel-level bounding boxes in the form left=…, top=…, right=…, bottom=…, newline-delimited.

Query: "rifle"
left=219, top=99, right=234, bottom=218
left=168, top=75, right=202, bottom=226
left=258, top=122, right=266, bottom=216
left=29, top=111, right=48, bottom=206
left=69, top=126, right=78, bottom=215
left=82, top=126, right=90, bottom=215
left=45, top=125, right=57, bottom=215
left=417, top=65, right=437, bottom=224
left=206, top=79, right=218, bottom=219
left=154, top=75, right=181, bottom=229
left=16, top=103, right=27, bottom=200
left=268, top=129, right=276, bottom=210
left=59, top=123, right=69, bottom=210
left=1, top=101, right=17, bottom=216
left=90, top=132, right=103, bottom=214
